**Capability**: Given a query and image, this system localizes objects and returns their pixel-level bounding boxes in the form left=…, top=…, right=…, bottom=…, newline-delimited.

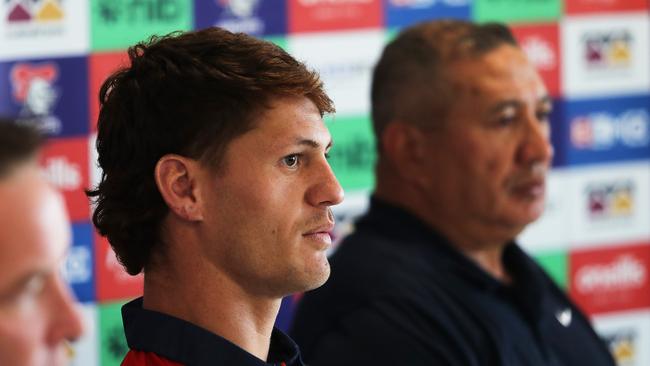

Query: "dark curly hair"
left=371, top=19, right=518, bottom=140
left=87, top=27, right=334, bottom=275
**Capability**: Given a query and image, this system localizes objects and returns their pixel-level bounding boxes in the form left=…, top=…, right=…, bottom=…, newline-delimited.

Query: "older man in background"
left=291, top=20, right=616, bottom=366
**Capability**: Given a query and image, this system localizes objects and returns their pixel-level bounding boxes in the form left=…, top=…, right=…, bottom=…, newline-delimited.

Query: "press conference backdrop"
left=0, top=0, right=649, bottom=365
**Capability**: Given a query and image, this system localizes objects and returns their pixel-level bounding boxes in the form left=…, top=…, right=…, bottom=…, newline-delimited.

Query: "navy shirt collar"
left=122, top=297, right=303, bottom=366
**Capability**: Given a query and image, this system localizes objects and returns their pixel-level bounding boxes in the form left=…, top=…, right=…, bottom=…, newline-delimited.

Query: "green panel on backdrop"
left=473, top=0, right=561, bottom=23
left=99, top=300, right=130, bottom=365
left=326, top=115, right=376, bottom=192
left=534, top=251, right=568, bottom=290
left=91, top=0, right=193, bottom=51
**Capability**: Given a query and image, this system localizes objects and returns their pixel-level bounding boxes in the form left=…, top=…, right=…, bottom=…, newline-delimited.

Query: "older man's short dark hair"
left=371, top=20, right=518, bottom=141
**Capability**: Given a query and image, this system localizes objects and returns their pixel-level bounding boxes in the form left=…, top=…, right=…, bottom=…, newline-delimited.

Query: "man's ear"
left=381, top=121, right=428, bottom=180
left=154, top=154, right=204, bottom=221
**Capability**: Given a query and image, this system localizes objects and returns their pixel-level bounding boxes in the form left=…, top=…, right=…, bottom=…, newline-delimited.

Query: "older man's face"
left=0, top=164, right=83, bottom=366
left=420, top=44, right=553, bottom=237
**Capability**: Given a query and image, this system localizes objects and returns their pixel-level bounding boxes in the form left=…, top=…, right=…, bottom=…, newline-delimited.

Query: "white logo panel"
left=561, top=12, right=650, bottom=98
left=288, top=30, right=385, bottom=117
left=0, top=0, right=89, bottom=60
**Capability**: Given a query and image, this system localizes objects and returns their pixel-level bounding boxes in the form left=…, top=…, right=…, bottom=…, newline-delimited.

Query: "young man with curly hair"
left=88, top=28, right=343, bottom=366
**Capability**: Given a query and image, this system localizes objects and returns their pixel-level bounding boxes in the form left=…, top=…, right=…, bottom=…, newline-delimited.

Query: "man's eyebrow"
left=488, top=95, right=552, bottom=114
left=294, top=138, right=333, bottom=149
left=488, top=100, right=521, bottom=115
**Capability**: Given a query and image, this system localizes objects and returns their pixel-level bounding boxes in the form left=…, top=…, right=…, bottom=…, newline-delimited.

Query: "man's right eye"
left=282, top=154, right=300, bottom=168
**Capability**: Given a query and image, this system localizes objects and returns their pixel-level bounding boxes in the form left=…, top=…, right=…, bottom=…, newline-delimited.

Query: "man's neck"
left=142, top=251, right=281, bottom=361
left=374, top=187, right=518, bottom=283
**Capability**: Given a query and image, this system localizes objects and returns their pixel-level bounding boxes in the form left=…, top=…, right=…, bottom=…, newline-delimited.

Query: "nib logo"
left=576, top=255, right=646, bottom=293
left=42, top=156, right=81, bottom=191
left=6, top=0, right=64, bottom=23
left=522, top=36, right=555, bottom=71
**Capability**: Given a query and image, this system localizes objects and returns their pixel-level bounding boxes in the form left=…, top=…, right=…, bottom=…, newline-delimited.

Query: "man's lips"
left=303, top=223, right=335, bottom=236
left=511, top=178, right=545, bottom=198
left=303, top=223, right=335, bottom=247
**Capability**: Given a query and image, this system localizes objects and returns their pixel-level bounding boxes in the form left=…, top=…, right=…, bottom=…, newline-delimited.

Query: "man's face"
left=199, top=96, right=344, bottom=297
left=420, top=45, right=553, bottom=238
left=0, top=165, right=83, bottom=366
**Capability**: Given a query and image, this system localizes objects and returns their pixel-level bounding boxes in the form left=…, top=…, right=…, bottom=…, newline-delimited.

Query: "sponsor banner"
left=518, top=169, right=571, bottom=253
left=533, top=250, right=568, bottom=289
left=325, top=115, right=376, bottom=192
left=570, top=242, right=650, bottom=315
left=70, top=304, right=99, bottom=366
left=88, top=52, right=129, bottom=133
left=561, top=13, right=650, bottom=98
left=94, top=233, right=143, bottom=302
left=565, top=0, right=648, bottom=15
left=39, top=137, right=90, bottom=221
left=288, top=0, right=382, bottom=33
left=63, top=222, right=95, bottom=303
left=549, top=97, right=568, bottom=167
left=383, top=0, right=470, bottom=29
left=592, top=309, right=650, bottom=366
left=511, top=22, right=561, bottom=97
left=563, top=95, right=650, bottom=166
left=288, top=29, right=384, bottom=116
left=99, top=301, right=130, bottom=365
left=194, top=0, right=287, bottom=36
left=473, top=0, right=561, bottom=23
left=567, top=161, right=650, bottom=247
left=0, top=56, right=89, bottom=138
left=90, top=0, right=192, bottom=51
left=0, top=0, right=89, bottom=60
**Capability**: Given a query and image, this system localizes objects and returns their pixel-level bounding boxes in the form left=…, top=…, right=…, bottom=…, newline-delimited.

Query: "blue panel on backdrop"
left=0, top=56, right=89, bottom=138
left=194, top=0, right=287, bottom=36
left=64, top=222, right=95, bottom=303
left=562, top=94, right=650, bottom=166
left=384, top=0, right=471, bottom=29
left=549, top=98, right=567, bottom=167
left=275, top=295, right=297, bottom=333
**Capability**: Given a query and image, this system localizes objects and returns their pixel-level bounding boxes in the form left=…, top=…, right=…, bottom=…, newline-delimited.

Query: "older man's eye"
left=496, top=106, right=518, bottom=126
left=283, top=154, right=300, bottom=168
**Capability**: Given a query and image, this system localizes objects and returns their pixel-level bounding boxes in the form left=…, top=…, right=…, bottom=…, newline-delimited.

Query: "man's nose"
left=46, top=277, right=84, bottom=347
left=518, top=117, right=554, bottom=167
left=306, top=161, right=344, bottom=209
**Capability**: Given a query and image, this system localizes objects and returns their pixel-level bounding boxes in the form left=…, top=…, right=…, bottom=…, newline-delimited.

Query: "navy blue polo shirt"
left=121, top=297, right=305, bottom=366
left=290, top=197, right=616, bottom=366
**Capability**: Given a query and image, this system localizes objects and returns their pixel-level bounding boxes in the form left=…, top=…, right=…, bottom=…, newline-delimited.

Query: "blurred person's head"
left=0, top=119, right=83, bottom=366
left=88, top=27, right=343, bottom=297
left=372, top=20, right=553, bottom=247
